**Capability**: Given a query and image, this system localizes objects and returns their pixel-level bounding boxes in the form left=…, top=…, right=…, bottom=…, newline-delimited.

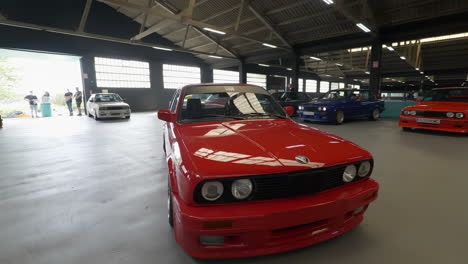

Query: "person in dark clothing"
left=64, top=89, right=73, bottom=116
left=74, top=87, right=83, bottom=116
left=24, top=91, right=38, bottom=118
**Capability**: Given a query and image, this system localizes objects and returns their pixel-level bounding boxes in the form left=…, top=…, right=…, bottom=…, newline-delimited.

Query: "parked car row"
left=154, top=83, right=467, bottom=259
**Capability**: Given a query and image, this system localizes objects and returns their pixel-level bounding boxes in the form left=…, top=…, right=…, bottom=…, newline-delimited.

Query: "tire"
left=163, top=136, right=166, bottom=154
left=94, top=110, right=99, bottom=120
left=125, top=115, right=130, bottom=119
left=369, top=108, right=380, bottom=121
left=334, top=110, right=344, bottom=125
left=402, top=127, right=411, bottom=132
left=168, top=183, right=174, bottom=228
left=88, top=112, right=92, bottom=117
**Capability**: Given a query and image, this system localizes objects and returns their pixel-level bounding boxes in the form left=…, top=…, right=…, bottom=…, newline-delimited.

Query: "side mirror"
left=283, top=106, right=295, bottom=117
left=158, top=109, right=176, bottom=122
left=415, top=98, right=422, bottom=102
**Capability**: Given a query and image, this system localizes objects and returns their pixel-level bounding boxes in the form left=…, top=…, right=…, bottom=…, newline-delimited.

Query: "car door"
left=356, top=90, right=373, bottom=116
left=87, top=95, right=95, bottom=114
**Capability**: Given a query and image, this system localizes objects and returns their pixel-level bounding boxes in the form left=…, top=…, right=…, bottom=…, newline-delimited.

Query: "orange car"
left=399, top=87, right=468, bottom=133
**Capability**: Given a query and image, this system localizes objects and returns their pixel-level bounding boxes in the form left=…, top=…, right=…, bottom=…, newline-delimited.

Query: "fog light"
left=199, top=235, right=224, bottom=245
left=353, top=205, right=366, bottom=215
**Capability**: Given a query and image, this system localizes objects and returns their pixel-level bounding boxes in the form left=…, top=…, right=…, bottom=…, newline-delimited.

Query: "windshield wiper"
left=242, top=113, right=286, bottom=119
left=198, top=114, right=246, bottom=120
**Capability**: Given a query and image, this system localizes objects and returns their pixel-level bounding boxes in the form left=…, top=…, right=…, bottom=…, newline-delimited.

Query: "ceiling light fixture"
left=365, top=71, right=370, bottom=74
left=420, top=71, right=424, bottom=74
left=203, top=27, right=226, bottom=35
left=208, top=55, right=222, bottom=59
left=322, top=0, right=334, bottom=5
left=258, top=64, right=270, bottom=67
left=387, top=46, right=395, bottom=51
left=356, top=23, right=371, bottom=33
left=400, top=56, right=406, bottom=60
left=415, top=67, right=420, bottom=70
left=286, top=68, right=292, bottom=70
left=336, top=63, right=343, bottom=66
left=310, top=56, right=321, bottom=61
left=262, top=43, right=277, bottom=48
left=153, top=46, right=173, bottom=51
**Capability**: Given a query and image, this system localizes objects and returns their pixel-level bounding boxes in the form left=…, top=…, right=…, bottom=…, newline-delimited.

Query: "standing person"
left=74, top=87, right=83, bottom=116
left=41, top=92, right=52, bottom=117
left=64, top=89, right=73, bottom=116
left=24, top=91, right=38, bottom=118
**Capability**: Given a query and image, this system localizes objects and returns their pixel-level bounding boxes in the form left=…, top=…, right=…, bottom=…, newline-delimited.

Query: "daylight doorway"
left=0, top=48, right=83, bottom=119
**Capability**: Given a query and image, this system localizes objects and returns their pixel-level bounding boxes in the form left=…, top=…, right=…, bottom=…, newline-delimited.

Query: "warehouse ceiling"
left=1, top=0, right=467, bottom=86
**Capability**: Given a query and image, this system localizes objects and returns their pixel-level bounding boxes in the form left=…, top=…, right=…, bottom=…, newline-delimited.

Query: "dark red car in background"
left=158, top=84, right=379, bottom=259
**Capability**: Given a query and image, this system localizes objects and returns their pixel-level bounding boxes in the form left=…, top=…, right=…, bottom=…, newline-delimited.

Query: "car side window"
left=170, top=89, right=181, bottom=112
left=358, top=91, right=369, bottom=101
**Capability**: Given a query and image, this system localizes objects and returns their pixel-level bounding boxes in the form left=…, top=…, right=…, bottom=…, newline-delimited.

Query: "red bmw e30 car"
left=158, top=84, right=379, bottom=259
left=399, top=87, right=468, bottom=133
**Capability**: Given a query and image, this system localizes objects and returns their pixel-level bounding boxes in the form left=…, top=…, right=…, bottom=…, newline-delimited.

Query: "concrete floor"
left=1, top=113, right=468, bottom=264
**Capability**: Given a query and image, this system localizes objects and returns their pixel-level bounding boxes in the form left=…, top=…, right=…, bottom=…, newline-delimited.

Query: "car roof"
left=181, top=83, right=269, bottom=95
left=330, top=89, right=369, bottom=92
left=433, top=87, right=468, bottom=90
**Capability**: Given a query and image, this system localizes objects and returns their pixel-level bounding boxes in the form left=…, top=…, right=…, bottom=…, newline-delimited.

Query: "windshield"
left=95, top=94, right=123, bottom=102
left=321, top=90, right=347, bottom=100
left=179, top=91, right=287, bottom=123
left=424, top=89, right=468, bottom=103
left=273, top=92, right=308, bottom=101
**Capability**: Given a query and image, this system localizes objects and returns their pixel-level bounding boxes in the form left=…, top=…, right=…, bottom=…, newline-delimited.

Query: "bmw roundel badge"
left=295, top=155, right=309, bottom=164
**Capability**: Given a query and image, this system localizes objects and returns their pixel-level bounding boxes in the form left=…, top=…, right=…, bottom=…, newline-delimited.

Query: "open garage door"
left=0, top=48, right=83, bottom=119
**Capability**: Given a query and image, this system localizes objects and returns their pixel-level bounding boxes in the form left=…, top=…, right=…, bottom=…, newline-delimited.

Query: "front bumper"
left=399, top=116, right=468, bottom=133
left=97, top=109, right=130, bottom=118
left=173, top=179, right=379, bottom=259
left=297, top=110, right=333, bottom=122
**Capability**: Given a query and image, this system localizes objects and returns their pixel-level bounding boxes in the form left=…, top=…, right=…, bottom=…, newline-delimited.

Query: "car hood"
left=176, top=119, right=371, bottom=179
left=404, top=101, right=468, bottom=112
left=302, top=99, right=341, bottom=106
left=95, top=102, right=129, bottom=107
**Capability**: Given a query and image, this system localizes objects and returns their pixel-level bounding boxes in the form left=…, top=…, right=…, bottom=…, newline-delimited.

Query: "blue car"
left=297, top=89, right=385, bottom=124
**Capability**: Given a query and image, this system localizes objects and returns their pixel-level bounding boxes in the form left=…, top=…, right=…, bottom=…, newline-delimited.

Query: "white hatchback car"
left=87, top=93, right=131, bottom=120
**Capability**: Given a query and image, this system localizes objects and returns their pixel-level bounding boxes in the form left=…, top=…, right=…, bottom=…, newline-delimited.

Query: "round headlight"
left=358, top=161, right=372, bottom=177
left=322, top=107, right=327, bottom=111
left=298, top=106, right=304, bottom=110
left=409, top=110, right=417, bottom=116
left=343, top=165, right=357, bottom=182
left=446, top=112, right=455, bottom=118
left=403, top=110, right=410, bottom=115
left=231, top=179, right=253, bottom=200
left=456, top=112, right=464, bottom=119
left=201, top=181, right=224, bottom=201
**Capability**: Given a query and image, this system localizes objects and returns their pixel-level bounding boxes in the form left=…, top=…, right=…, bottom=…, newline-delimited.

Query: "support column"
left=201, top=64, right=213, bottom=83
left=80, top=56, right=97, bottom=115
left=238, top=58, right=247, bottom=83
left=291, top=52, right=300, bottom=93
left=369, top=39, right=383, bottom=98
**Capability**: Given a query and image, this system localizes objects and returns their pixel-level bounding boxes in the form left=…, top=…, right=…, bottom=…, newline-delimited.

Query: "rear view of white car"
left=87, top=93, right=131, bottom=120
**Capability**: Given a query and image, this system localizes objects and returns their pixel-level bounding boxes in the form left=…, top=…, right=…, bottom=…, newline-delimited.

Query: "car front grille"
left=102, top=106, right=127, bottom=110
left=415, top=111, right=446, bottom=118
left=194, top=161, right=372, bottom=204
left=303, top=106, right=318, bottom=111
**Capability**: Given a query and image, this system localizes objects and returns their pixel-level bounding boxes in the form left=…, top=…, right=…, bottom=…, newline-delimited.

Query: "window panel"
left=163, top=64, right=201, bottom=89
left=320, top=81, right=330, bottom=93
left=331, top=82, right=339, bottom=90
left=213, top=69, right=239, bottom=83
left=95, top=57, right=150, bottom=88
left=247, top=73, right=266, bottom=88
left=339, top=82, right=345, bottom=88
left=305, top=79, right=317, bottom=93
